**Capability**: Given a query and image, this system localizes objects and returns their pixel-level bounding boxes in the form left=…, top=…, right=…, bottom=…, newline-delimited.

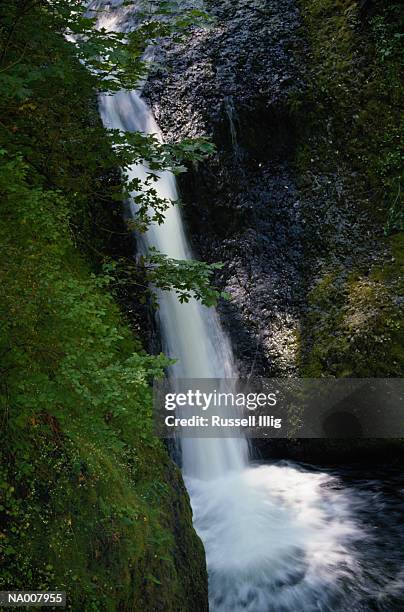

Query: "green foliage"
left=0, top=2, right=209, bottom=608
left=0, top=0, right=211, bottom=97
left=142, top=248, right=231, bottom=306
left=116, top=133, right=215, bottom=230
left=372, top=4, right=403, bottom=63
left=0, top=0, right=222, bottom=302
left=103, top=253, right=228, bottom=308
left=0, top=147, right=197, bottom=607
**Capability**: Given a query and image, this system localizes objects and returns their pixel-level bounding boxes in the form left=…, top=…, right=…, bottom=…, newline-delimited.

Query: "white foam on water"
left=187, top=463, right=362, bottom=610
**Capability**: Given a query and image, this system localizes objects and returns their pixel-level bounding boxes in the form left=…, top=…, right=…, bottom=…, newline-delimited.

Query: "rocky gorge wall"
left=143, top=0, right=403, bottom=463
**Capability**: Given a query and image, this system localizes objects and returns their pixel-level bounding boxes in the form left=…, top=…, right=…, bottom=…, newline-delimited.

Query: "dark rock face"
left=145, top=0, right=304, bottom=136
left=197, top=163, right=304, bottom=377
left=144, top=0, right=306, bottom=377
left=143, top=0, right=399, bottom=464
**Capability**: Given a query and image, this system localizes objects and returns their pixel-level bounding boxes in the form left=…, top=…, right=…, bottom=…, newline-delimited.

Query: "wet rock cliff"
left=144, top=0, right=403, bottom=463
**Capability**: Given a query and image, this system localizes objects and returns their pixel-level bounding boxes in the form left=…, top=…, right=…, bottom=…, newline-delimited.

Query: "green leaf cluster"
left=142, top=248, right=230, bottom=306
left=0, top=0, right=222, bottom=301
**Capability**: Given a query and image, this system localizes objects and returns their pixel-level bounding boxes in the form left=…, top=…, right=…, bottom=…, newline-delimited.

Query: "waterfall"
left=99, top=90, right=248, bottom=480
left=99, top=90, right=365, bottom=611
left=94, top=7, right=368, bottom=611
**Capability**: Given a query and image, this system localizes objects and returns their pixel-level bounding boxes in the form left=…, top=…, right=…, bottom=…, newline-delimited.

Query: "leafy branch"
left=103, top=252, right=231, bottom=308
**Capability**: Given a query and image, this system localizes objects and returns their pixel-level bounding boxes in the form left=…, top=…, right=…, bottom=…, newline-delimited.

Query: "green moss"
left=294, top=1, right=403, bottom=377
left=296, top=0, right=403, bottom=230
left=300, top=265, right=403, bottom=377
left=1, top=427, right=205, bottom=611
left=371, top=233, right=404, bottom=283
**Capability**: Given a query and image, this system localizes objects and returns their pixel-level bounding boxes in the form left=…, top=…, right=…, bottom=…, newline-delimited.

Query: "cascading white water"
left=99, top=90, right=248, bottom=480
